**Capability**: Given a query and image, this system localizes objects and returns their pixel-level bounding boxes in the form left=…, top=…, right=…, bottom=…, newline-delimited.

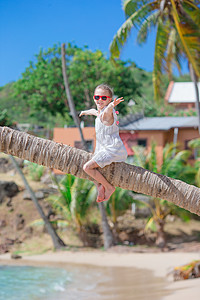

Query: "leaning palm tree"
left=0, top=126, right=200, bottom=216
left=62, top=44, right=115, bottom=248
left=110, top=0, right=200, bottom=129
left=9, top=155, right=66, bottom=249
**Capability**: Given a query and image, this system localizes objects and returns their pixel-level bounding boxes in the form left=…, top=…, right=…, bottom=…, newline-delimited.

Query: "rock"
left=15, top=214, right=25, bottom=230
left=5, top=238, right=15, bottom=246
left=0, top=157, right=13, bottom=173
left=0, top=244, right=9, bottom=254
left=35, top=191, right=45, bottom=200
left=0, top=157, right=24, bottom=173
left=11, top=254, right=22, bottom=259
left=40, top=173, right=52, bottom=185
left=119, top=231, right=129, bottom=242
left=0, top=219, right=7, bottom=228
left=23, top=190, right=45, bottom=200
left=0, top=181, right=19, bottom=203
left=24, top=226, right=33, bottom=236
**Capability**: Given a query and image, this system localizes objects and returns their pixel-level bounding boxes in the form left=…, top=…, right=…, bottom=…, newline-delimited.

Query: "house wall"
left=53, top=127, right=95, bottom=174
left=120, top=130, right=165, bottom=165
left=177, top=128, right=199, bottom=148
left=169, top=103, right=195, bottom=110
left=54, top=127, right=96, bottom=148
left=137, top=131, right=164, bottom=166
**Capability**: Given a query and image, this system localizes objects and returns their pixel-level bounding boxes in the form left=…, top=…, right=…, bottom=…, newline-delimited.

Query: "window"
left=137, top=139, right=147, bottom=147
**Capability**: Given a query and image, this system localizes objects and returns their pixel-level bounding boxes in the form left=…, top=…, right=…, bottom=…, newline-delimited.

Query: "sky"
left=0, top=0, right=188, bottom=87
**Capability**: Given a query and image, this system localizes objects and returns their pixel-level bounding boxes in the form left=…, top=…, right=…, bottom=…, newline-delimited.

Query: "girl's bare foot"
left=102, top=186, right=115, bottom=202
left=96, top=184, right=105, bottom=202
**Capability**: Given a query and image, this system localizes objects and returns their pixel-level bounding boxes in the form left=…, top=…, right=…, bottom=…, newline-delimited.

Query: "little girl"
left=79, top=84, right=128, bottom=202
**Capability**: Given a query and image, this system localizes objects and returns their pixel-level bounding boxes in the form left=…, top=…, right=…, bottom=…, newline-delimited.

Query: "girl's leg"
left=83, top=160, right=115, bottom=202
left=94, top=182, right=105, bottom=202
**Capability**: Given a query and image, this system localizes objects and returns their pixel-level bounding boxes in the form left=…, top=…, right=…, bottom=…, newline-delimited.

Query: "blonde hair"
left=94, top=84, right=113, bottom=98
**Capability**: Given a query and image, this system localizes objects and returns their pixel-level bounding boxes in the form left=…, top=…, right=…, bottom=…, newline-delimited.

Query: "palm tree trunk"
left=61, top=45, right=114, bottom=248
left=189, top=63, right=200, bottom=135
left=0, top=126, right=200, bottom=216
left=9, top=155, right=66, bottom=249
left=98, top=203, right=115, bottom=249
left=155, top=219, right=166, bottom=249
left=61, top=43, right=88, bottom=151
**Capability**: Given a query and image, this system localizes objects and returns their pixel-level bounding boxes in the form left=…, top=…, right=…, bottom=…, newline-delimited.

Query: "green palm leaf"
left=165, top=28, right=177, bottom=77
left=153, top=19, right=170, bottom=101
left=132, top=145, right=146, bottom=167
left=170, top=0, right=200, bottom=77
left=161, top=143, right=178, bottom=174
left=110, top=1, right=157, bottom=58
left=188, top=138, right=200, bottom=149
left=70, top=177, right=96, bottom=221
left=145, top=216, right=157, bottom=232
left=146, top=142, right=158, bottom=172
left=137, top=11, right=159, bottom=44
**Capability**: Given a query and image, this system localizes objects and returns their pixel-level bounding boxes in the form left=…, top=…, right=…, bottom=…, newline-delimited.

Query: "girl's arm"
left=79, top=109, right=98, bottom=117
left=101, top=97, right=124, bottom=124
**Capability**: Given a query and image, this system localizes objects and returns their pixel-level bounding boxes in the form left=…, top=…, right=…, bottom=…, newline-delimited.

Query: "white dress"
left=92, top=106, right=128, bottom=168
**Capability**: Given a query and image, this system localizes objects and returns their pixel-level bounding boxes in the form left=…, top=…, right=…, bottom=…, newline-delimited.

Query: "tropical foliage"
left=105, top=187, right=133, bottom=238
left=110, top=0, right=200, bottom=101
left=173, top=260, right=200, bottom=280
left=0, top=109, right=13, bottom=127
left=131, top=141, right=199, bottom=246
left=12, top=44, right=142, bottom=126
left=25, top=161, right=45, bottom=181
left=46, top=173, right=97, bottom=246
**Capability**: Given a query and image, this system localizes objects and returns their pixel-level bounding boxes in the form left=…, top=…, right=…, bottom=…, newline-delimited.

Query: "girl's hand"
left=113, top=97, right=124, bottom=107
left=79, top=111, right=85, bottom=117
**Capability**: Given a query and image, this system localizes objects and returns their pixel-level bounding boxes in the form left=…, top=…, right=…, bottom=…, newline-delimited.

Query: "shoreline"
left=1, top=250, right=200, bottom=299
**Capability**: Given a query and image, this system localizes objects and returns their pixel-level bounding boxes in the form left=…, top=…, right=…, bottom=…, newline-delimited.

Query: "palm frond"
left=145, top=216, right=157, bottom=232
left=170, top=0, right=200, bottom=77
left=183, top=1, right=200, bottom=26
left=70, top=177, right=96, bottom=220
left=123, top=0, right=140, bottom=17
left=165, top=28, right=177, bottom=77
left=137, top=11, right=159, bottom=44
left=161, top=143, right=178, bottom=174
left=165, top=150, right=192, bottom=178
left=110, top=1, right=157, bottom=58
left=147, top=142, right=158, bottom=172
left=188, top=138, right=200, bottom=149
left=132, top=145, right=146, bottom=167
left=174, top=39, right=184, bottom=75
left=153, top=19, right=170, bottom=101
left=196, top=167, right=200, bottom=187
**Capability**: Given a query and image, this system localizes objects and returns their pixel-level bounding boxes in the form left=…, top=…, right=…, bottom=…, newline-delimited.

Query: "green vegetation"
left=110, top=0, right=200, bottom=101
left=131, top=140, right=200, bottom=247
left=0, top=43, right=194, bottom=130
left=25, top=161, right=45, bottom=181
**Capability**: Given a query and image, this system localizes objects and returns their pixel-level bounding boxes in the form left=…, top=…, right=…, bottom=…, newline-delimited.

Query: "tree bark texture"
left=189, top=63, right=200, bottom=135
left=98, top=202, right=115, bottom=249
left=9, top=155, right=66, bottom=249
left=61, top=43, right=88, bottom=151
left=0, top=126, right=200, bottom=216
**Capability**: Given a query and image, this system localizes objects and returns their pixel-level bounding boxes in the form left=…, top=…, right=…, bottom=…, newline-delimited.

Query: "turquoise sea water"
left=0, top=263, right=171, bottom=300
left=0, top=265, right=71, bottom=300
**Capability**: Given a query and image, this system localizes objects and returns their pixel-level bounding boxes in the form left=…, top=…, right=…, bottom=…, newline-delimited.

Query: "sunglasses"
left=93, top=95, right=111, bottom=101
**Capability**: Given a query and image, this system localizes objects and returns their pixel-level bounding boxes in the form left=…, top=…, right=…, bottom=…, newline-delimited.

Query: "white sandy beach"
left=0, top=250, right=200, bottom=299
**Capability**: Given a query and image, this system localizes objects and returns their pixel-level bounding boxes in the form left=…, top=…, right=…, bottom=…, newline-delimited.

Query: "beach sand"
left=0, top=250, right=200, bottom=299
